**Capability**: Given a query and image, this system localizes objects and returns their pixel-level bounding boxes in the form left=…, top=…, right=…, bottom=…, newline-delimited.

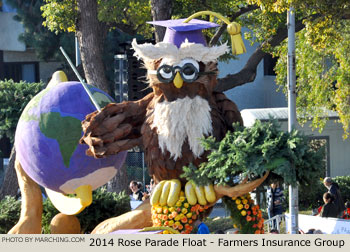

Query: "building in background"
left=0, top=0, right=62, bottom=84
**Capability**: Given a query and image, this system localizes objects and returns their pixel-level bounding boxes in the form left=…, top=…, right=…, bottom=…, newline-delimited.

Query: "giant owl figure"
left=81, top=18, right=266, bottom=233
left=82, top=19, right=242, bottom=182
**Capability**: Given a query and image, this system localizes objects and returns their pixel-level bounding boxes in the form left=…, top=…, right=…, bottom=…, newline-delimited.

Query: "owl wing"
left=213, top=92, right=243, bottom=131
left=80, top=92, right=154, bottom=158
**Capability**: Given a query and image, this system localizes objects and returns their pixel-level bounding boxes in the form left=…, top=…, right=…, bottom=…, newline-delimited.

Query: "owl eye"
left=182, top=64, right=197, bottom=80
left=157, top=65, right=174, bottom=83
left=183, top=65, right=195, bottom=75
left=178, top=58, right=199, bottom=83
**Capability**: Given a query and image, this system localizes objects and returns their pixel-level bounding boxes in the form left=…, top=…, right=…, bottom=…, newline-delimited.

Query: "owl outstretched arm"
left=213, top=92, right=243, bottom=130
left=80, top=92, right=154, bottom=158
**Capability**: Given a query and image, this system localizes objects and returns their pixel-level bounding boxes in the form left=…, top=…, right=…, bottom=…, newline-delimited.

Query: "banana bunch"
left=150, top=179, right=216, bottom=206
left=184, top=181, right=216, bottom=205
left=150, top=179, right=182, bottom=206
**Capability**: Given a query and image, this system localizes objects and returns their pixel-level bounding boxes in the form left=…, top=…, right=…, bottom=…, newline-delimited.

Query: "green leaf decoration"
left=182, top=119, right=324, bottom=187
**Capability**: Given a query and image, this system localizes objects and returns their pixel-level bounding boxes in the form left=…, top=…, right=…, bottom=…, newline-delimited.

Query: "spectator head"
left=215, top=230, right=225, bottom=234
left=129, top=180, right=140, bottom=193
left=345, top=201, right=350, bottom=209
left=323, top=177, right=332, bottom=188
left=306, top=228, right=315, bottom=234
left=270, top=229, right=279, bottom=234
left=323, top=192, right=335, bottom=203
left=270, top=180, right=279, bottom=190
left=313, top=229, right=323, bottom=234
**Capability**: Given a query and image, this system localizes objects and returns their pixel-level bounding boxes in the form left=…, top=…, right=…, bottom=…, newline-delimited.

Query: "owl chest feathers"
left=147, top=95, right=213, bottom=161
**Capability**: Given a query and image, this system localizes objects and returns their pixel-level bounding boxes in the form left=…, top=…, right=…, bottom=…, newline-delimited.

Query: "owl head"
left=131, top=19, right=229, bottom=101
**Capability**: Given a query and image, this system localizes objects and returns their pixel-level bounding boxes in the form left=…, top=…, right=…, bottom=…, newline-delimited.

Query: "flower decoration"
left=224, top=193, right=265, bottom=234
left=151, top=191, right=208, bottom=234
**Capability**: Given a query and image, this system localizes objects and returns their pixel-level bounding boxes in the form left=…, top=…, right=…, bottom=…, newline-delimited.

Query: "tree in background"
left=41, top=0, right=152, bottom=95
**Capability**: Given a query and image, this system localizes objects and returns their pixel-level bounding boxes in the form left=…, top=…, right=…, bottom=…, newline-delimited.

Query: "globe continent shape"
left=15, top=81, right=126, bottom=194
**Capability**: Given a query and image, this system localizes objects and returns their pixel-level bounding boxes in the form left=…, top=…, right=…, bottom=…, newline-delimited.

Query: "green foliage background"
left=0, top=196, right=21, bottom=234
left=0, top=80, right=44, bottom=144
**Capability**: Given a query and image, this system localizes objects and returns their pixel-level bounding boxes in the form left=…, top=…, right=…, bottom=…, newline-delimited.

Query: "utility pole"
left=75, top=36, right=81, bottom=67
left=287, top=7, right=299, bottom=234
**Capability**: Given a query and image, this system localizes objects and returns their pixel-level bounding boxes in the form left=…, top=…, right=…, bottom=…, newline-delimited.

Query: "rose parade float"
left=10, top=11, right=323, bottom=234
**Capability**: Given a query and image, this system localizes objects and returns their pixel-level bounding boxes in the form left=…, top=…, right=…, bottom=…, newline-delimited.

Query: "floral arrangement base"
left=151, top=191, right=209, bottom=234
left=225, top=193, right=265, bottom=234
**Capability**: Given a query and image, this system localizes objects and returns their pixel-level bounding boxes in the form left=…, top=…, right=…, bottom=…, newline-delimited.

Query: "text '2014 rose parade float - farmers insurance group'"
left=9, top=11, right=323, bottom=235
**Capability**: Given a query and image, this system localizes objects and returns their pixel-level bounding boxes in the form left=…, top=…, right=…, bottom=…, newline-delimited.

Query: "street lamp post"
left=287, top=7, right=299, bottom=234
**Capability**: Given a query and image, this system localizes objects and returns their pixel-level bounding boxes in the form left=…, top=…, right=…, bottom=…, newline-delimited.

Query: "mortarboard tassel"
left=184, top=11, right=247, bottom=55
left=227, top=22, right=246, bottom=55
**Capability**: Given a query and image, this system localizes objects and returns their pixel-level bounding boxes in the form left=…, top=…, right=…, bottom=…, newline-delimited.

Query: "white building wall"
left=295, top=121, right=350, bottom=177
left=0, top=12, right=25, bottom=51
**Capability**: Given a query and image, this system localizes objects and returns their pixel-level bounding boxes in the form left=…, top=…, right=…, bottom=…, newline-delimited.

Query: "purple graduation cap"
left=147, top=18, right=219, bottom=48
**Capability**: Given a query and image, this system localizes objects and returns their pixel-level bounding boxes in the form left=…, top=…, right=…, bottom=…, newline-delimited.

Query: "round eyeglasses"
left=148, top=63, right=215, bottom=84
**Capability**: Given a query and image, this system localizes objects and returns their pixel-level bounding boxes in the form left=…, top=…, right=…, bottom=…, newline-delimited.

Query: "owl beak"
left=173, top=72, right=183, bottom=89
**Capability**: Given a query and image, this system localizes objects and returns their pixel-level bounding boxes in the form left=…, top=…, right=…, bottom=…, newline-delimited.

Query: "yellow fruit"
left=204, top=184, right=216, bottom=203
left=194, top=184, right=207, bottom=206
left=159, top=181, right=171, bottom=206
left=185, top=181, right=197, bottom=205
left=150, top=181, right=166, bottom=206
left=167, top=179, right=182, bottom=207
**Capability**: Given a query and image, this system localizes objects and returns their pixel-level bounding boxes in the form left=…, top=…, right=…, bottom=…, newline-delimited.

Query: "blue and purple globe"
left=15, top=81, right=126, bottom=194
